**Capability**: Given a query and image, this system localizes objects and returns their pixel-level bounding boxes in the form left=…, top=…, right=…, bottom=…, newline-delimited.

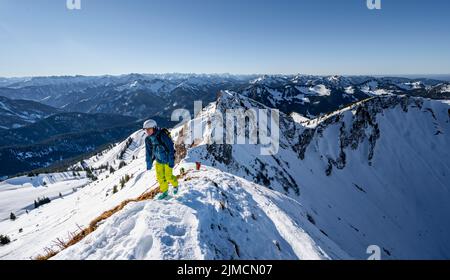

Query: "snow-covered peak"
left=439, top=84, right=450, bottom=93
left=250, top=75, right=289, bottom=86
left=297, top=84, right=331, bottom=96
left=290, top=112, right=310, bottom=125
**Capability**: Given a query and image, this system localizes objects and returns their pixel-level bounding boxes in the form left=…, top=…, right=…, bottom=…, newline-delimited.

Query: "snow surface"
left=54, top=167, right=348, bottom=260
left=0, top=92, right=449, bottom=260
left=396, top=81, right=423, bottom=90
left=0, top=172, right=89, bottom=222
left=441, top=85, right=450, bottom=93
left=296, top=85, right=331, bottom=96
left=290, top=112, right=310, bottom=125
left=0, top=149, right=158, bottom=259
left=344, top=86, right=355, bottom=94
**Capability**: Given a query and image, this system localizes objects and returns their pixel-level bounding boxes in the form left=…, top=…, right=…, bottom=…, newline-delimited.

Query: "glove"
left=168, top=160, right=174, bottom=169
left=146, top=163, right=152, bottom=171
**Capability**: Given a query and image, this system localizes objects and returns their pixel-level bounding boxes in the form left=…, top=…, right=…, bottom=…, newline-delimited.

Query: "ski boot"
left=156, top=191, right=169, bottom=200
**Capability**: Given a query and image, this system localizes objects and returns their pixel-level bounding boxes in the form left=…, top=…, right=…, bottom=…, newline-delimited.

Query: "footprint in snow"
left=118, top=217, right=136, bottom=234
left=167, top=216, right=182, bottom=223
left=133, top=234, right=153, bottom=259
left=160, top=235, right=175, bottom=247
left=165, top=224, right=186, bottom=237
left=161, top=209, right=173, bottom=216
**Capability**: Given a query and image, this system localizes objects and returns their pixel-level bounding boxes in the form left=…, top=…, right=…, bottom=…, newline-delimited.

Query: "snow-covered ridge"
left=54, top=167, right=350, bottom=260
left=290, top=112, right=310, bottom=125
left=1, top=92, right=449, bottom=260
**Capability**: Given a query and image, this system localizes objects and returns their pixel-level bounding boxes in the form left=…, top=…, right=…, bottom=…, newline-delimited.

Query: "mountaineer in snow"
left=143, top=119, right=179, bottom=200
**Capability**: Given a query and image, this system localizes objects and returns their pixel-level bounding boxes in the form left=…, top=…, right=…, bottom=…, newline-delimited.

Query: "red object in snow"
left=195, top=162, right=201, bottom=170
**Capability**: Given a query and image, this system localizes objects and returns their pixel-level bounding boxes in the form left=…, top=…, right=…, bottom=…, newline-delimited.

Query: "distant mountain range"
left=239, top=75, right=450, bottom=116
left=0, top=74, right=251, bottom=119
left=395, top=74, right=450, bottom=82
left=0, top=73, right=448, bottom=177
left=0, top=96, right=61, bottom=129
left=1, top=74, right=448, bottom=119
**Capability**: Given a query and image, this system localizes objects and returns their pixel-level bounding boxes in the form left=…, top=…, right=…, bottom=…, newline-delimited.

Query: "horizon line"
left=2, top=72, right=450, bottom=79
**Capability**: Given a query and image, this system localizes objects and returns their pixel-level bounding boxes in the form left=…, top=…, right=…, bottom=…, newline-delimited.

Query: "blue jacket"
left=145, top=128, right=175, bottom=170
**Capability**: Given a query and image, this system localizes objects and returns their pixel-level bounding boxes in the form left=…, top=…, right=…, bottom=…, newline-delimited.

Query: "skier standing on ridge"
left=143, top=119, right=179, bottom=200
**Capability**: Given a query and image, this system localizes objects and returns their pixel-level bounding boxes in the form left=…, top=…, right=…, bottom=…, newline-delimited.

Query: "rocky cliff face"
left=172, top=91, right=450, bottom=259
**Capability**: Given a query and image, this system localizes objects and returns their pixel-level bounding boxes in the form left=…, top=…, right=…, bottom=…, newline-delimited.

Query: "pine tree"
left=113, top=185, right=118, bottom=194
left=10, top=212, right=16, bottom=221
left=0, top=234, right=11, bottom=245
left=34, top=197, right=51, bottom=208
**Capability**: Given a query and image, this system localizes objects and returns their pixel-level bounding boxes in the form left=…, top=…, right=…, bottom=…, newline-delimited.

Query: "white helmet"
left=143, top=119, right=157, bottom=129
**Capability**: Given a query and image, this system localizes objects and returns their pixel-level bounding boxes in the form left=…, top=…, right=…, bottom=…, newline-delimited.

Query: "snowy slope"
left=0, top=172, right=89, bottom=222
left=167, top=91, right=450, bottom=259
left=290, top=112, right=310, bottom=126
left=54, top=167, right=350, bottom=260
left=0, top=91, right=449, bottom=260
left=0, top=130, right=343, bottom=260
left=0, top=131, right=157, bottom=259
left=296, top=85, right=331, bottom=96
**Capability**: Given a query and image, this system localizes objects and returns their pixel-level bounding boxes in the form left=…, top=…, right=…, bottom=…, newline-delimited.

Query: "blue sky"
left=0, top=0, right=449, bottom=77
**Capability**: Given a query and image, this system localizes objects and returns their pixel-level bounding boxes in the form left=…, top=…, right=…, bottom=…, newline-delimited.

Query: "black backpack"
left=156, top=128, right=173, bottom=152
